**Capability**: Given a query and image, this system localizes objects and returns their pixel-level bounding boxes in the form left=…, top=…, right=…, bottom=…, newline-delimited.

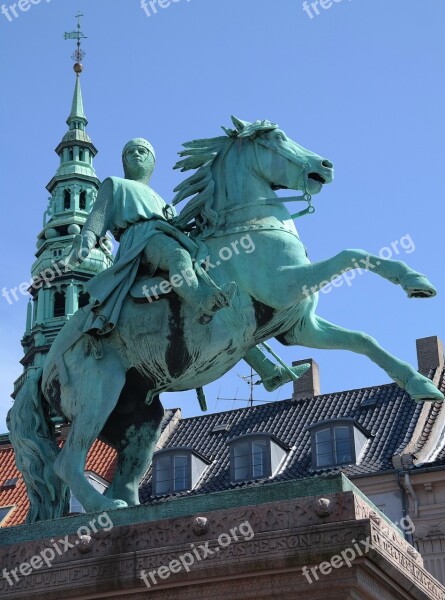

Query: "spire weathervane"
left=64, top=12, right=87, bottom=75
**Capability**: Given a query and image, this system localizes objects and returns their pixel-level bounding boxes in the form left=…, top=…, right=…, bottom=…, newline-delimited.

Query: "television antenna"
left=217, top=368, right=273, bottom=408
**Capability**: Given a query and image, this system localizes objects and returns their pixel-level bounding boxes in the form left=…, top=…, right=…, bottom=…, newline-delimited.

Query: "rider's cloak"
left=81, top=176, right=177, bottom=335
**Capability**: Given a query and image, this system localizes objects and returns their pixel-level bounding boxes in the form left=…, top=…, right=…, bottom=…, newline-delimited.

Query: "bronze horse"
left=8, top=117, right=442, bottom=522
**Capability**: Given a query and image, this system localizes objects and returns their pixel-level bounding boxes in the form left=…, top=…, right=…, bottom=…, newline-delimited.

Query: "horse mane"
left=172, top=136, right=227, bottom=231
left=172, top=117, right=278, bottom=232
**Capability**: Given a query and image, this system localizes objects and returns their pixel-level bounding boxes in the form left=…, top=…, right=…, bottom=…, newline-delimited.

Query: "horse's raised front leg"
left=276, top=249, right=437, bottom=306
left=280, top=314, right=444, bottom=402
left=53, top=345, right=129, bottom=512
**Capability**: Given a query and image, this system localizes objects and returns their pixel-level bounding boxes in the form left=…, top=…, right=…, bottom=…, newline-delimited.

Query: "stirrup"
left=262, top=362, right=311, bottom=393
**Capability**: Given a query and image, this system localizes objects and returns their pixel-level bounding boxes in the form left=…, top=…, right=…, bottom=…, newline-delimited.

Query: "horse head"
left=173, top=116, right=334, bottom=233
left=228, top=116, right=334, bottom=197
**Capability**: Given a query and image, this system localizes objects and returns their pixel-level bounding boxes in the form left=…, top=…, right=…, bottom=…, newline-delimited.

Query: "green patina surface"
left=8, top=114, right=443, bottom=525
left=7, top=18, right=443, bottom=527
left=0, top=474, right=398, bottom=547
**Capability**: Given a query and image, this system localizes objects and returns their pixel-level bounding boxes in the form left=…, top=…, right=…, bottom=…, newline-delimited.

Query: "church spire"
left=48, top=14, right=97, bottom=187
left=12, top=15, right=112, bottom=400
left=67, top=75, right=87, bottom=130
left=65, top=13, right=87, bottom=131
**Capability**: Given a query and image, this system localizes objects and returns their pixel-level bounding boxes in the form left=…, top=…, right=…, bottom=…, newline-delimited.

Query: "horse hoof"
left=405, top=374, right=444, bottom=403
left=400, top=272, right=437, bottom=298
left=105, top=499, right=128, bottom=510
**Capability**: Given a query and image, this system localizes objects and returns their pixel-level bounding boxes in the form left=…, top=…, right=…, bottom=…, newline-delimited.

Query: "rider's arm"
left=66, top=178, right=114, bottom=267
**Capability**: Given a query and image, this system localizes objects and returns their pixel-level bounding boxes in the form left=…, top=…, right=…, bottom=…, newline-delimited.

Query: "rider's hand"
left=63, top=232, right=96, bottom=270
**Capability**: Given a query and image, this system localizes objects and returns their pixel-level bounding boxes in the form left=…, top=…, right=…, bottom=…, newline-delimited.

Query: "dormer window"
left=228, top=434, right=287, bottom=483
left=69, top=472, right=108, bottom=514
left=309, top=419, right=369, bottom=469
left=152, top=448, right=209, bottom=496
left=1, top=478, right=18, bottom=490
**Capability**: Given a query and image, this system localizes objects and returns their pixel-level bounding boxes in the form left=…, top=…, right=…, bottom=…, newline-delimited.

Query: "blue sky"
left=0, top=0, right=444, bottom=432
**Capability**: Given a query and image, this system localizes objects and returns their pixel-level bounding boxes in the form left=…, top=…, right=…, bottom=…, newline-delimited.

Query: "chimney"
left=292, top=359, right=320, bottom=400
left=416, top=336, right=444, bottom=375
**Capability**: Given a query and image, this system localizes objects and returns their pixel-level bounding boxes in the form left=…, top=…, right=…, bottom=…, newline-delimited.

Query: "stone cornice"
left=0, top=485, right=443, bottom=599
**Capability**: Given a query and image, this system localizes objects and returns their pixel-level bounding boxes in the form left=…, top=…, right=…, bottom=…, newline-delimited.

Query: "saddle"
left=129, top=222, right=210, bottom=304
left=130, top=272, right=174, bottom=303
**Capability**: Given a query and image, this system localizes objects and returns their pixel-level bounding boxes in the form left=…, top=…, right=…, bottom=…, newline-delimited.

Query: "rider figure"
left=68, top=137, right=308, bottom=392
left=68, top=138, right=236, bottom=335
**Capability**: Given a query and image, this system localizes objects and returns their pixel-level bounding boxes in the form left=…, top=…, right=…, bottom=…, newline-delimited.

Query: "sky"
left=0, top=0, right=444, bottom=433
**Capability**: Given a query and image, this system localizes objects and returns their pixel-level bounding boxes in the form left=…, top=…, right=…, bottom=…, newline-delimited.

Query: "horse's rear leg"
left=281, top=315, right=444, bottom=402
left=54, top=350, right=128, bottom=512
left=101, top=376, right=164, bottom=505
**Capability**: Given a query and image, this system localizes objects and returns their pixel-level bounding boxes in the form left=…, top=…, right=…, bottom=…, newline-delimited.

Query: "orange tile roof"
left=0, top=427, right=117, bottom=528
left=0, top=446, right=27, bottom=527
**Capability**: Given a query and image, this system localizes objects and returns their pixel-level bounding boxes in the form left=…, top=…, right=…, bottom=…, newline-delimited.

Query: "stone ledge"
left=1, top=477, right=443, bottom=599
left=0, top=474, right=396, bottom=547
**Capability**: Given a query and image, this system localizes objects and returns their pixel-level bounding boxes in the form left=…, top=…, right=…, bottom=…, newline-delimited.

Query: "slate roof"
left=2, top=371, right=444, bottom=525
left=414, top=369, right=445, bottom=458
left=423, top=369, right=445, bottom=466
left=139, top=367, right=445, bottom=503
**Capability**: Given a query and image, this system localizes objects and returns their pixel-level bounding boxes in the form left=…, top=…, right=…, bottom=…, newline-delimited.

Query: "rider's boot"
left=244, top=346, right=311, bottom=392
left=194, top=282, right=237, bottom=324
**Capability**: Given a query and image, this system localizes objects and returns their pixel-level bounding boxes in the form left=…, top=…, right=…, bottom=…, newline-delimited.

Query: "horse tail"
left=7, top=367, right=69, bottom=523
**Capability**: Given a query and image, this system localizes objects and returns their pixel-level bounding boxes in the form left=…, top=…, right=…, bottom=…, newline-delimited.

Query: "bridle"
left=166, top=130, right=317, bottom=228
left=255, top=135, right=315, bottom=220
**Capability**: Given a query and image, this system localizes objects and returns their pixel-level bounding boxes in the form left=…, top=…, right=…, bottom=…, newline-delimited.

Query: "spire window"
left=78, top=292, right=90, bottom=308
left=54, top=291, right=66, bottom=318
left=79, top=149, right=84, bottom=162
left=79, top=191, right=87, bottom=211
left=64, top=190, right=71, bottom=210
